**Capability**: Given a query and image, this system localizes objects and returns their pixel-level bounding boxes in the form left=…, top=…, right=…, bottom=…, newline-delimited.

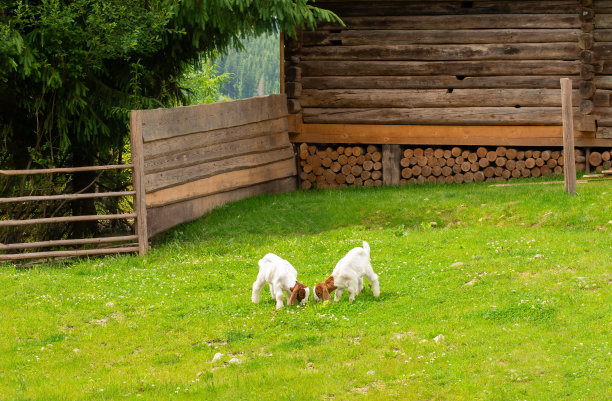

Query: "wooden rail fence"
left=0, top=164, right=146, bottom=262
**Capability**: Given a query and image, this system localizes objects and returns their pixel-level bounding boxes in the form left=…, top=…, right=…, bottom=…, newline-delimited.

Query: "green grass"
left=1, top=179, right=611, bottom=400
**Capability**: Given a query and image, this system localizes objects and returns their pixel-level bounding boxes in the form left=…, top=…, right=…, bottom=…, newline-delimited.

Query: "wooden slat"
left=303, top=29, right=580, bottom=46
left=0, top=247, right=139, bottom=262
left=144, top=132, right=291, bottom=174
left=301, top=60, right=581, bottom=77
left=144, top=146, right=295, bottom=192
left=302, top=107, right=566, bottom=125
left=302, top=76, right=575, bottom=90
left=142, top=117, right=288, bottom=160
left=317, top=14, right=581, bottom=30
left=0, top=213, right=137, bottom=227
left=300, top=89, right=579, bottom=108
left=299, top=43, right=579, bottom=61
left=0, top=164, right=133, bottom=176
left=145, top=159, right=297, bottom=208
left=147, top=177, right=297, bottom=236
left=0, top=191, right=135, bottom=204
left=130, top=110, right=148, bottom=256
left=316, top=1, right=580, bottom=16
left=0, top=236, right=138, bottom=250
left=290, top=124, right=612, bottom=147
left=382, top=144, right=401, bottom=185
left=138, top=94, right=288, bottom=142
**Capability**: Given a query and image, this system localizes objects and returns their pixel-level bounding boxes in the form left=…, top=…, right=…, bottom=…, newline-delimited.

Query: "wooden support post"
left=561, top=78, right=577, bottom=196
left=585, top=147, right=591, bottom=173
left=280, top=32, right=285, bottom=94
left=382, top=144, right=401, bottom=185
left=130, top=110, right=149, bottom=255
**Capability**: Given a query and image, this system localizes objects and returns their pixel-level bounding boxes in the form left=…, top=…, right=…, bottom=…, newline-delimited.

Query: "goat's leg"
left=366, top=266, right=380, bottom=297
left=252, top=275, right=266, bottom=303
left=269, top=283, right=276, bottom=300
left=347, top=285, right=357, bottom=302
left=275, top=289, right=285, bottom=309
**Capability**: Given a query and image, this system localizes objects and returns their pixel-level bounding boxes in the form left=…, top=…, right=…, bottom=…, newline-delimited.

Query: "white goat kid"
left=251, top=253, right=310, bottom=309
left=314, top=241, right=380, bottom=302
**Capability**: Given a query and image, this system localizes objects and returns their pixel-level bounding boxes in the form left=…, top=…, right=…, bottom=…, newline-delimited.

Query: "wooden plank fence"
left=1, top=94, right=297, bottom=263
left=131, top=94, right=297, bottom=237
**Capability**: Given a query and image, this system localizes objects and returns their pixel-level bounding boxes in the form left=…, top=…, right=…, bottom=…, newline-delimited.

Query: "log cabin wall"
left=284, top=0, right=612, bottom=148
left=594, top=0, right=612, bottom=139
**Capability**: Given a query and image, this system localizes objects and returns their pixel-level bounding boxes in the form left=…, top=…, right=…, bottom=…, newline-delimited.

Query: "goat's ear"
left=288, top=287, right=299, bottom=306
left=322, top=286, right=330, bottom=301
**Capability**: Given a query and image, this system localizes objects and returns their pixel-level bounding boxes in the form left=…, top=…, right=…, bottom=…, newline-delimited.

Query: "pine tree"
left=0, top=0, right=341, bottom=237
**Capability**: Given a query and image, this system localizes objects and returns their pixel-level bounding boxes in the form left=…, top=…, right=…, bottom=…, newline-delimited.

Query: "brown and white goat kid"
left=251, top=253, right=310, bottom=309
left=313, top=241, right=380, bottom=302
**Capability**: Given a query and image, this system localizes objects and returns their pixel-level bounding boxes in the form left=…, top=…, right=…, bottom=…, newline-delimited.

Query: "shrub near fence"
left=130, top=94, right=297, bottom=237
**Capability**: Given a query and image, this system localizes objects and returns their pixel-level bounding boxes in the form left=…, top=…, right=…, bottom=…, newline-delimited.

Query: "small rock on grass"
left=211, top=352, right=223, bottom=363
left=434, top=334, right=445, bottom=343
left=229, top=358, right=241, bottom=364
left=534, top=254, right=544, bottom=259
left=367, top=370, right=375, bottom=376
left=450, top=262, right=464, bottom=267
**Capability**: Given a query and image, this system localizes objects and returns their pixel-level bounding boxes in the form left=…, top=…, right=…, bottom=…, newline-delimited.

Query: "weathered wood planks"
left=146, top=177, right=296, bottom=236
left=282, top=0, right=612, bottom=146
left=303, top=29, right=580, bottom=46
left=133, top=94, right=297, bottom=235
left=300, top=89, right=582, bottom=108
left=145, top=158, right=297, bottom=208
left=292, top=124, right=612, bottom=147
left=145, top=147, right=295, bottom=192
left=139, top=95, right=287, bottom=142
left=316, top=1, right=580, bottom=17
left=302, top=76, right=577, bottom=90
left=303, top=107, right=566, bottom=125
left=300, top=43, right=579, bottom=61
left=300, top=60, right=582, bottom=77
left=317, top=14, right=581, bottom=30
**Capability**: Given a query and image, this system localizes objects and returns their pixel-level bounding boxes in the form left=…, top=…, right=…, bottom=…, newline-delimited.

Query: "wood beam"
left=291, top=124, right=612, bottom=147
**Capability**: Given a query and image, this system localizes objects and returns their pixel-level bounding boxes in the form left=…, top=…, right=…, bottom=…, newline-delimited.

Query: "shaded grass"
left=1, top=179, right=611, bottom=400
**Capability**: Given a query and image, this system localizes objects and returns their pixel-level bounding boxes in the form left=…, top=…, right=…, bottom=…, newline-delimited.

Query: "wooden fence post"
left=130, top=110, right=148, bottom=255
left=561, top=78, right=577, bottom=196
left=382, top=144, right=401, bottom=185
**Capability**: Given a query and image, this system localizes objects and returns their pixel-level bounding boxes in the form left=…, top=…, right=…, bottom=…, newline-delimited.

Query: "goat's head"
left=288, top=281, right=310, bottom=306
left=313, top=277, right=335, bottom=302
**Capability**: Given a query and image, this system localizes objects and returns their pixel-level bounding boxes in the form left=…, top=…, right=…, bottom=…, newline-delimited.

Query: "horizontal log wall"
left=284, top=0, right=612, bottom=146
left=595, top=0, right=612, bottom=138
left=297, top=142, right=612, bottom=189
left=132, top=95, right=297, bottom=237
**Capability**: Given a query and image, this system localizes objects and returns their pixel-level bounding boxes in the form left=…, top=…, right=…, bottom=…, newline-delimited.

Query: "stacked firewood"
left=298, top=143, right=383, bottom=189
left=399, top=146, right=571, bottom=184
left=298, top=143, right=612, bottom=188
left=587, top=149, right=612, bottom=172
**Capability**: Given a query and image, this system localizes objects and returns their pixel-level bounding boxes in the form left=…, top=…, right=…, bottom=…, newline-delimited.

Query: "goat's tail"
left=362, top=241, right=370, bottom=255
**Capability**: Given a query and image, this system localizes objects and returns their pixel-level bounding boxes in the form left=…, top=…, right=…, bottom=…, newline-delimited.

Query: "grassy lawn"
left=1, top=179, right=611, bottom=400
